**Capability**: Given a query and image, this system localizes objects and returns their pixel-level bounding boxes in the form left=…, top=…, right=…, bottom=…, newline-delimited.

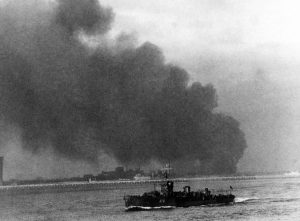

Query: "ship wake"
left=234, top=197, right=259, bottom=203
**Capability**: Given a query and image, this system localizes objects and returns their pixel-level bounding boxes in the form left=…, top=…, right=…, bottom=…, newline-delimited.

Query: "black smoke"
left=55, top=0, right=114, bottom=35
left=0, top=0, right=247, bottom=175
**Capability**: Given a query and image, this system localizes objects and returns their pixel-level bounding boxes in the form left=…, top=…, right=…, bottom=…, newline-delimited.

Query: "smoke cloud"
left=0, top=0, right=247, bottom=177
left=55, top=0, right=114, bottom=35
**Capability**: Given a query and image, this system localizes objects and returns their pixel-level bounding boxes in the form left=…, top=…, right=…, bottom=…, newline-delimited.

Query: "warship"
left=124, top=164, right=235, bottom=211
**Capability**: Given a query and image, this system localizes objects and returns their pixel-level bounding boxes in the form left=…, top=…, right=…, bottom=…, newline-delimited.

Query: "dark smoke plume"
left=0, top=0, right=247, bottom=175
left=55, top=0, right=114, bottom=35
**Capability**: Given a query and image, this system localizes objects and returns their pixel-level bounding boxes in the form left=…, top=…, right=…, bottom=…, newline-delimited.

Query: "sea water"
left=0, top=176, right=300, bottom=221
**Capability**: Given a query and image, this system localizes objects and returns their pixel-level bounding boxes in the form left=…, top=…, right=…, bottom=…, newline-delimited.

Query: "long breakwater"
left=0, top=176, right=258, bottom=195
left=1, top=174, right=298, bottom=195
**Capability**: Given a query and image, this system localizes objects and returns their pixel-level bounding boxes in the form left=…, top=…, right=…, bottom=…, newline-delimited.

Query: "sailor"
left=167, top=181, right=174, bottom=196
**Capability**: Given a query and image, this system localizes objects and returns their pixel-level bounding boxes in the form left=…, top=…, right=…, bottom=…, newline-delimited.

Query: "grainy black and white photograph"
left=0, top=0, right=299, bottom=220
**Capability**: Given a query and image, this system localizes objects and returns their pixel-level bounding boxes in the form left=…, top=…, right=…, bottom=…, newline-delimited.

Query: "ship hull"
left=124, top=194, right=235, bottom=211
left=125, top=206, right=175, bottom=211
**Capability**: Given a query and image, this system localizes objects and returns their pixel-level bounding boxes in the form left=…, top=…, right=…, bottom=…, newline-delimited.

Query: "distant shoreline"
left=0, top=174, right=299, bottom=196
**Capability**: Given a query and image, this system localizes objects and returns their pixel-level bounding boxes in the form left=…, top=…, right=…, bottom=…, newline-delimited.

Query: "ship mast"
left=161, top=161, right=172, bottom=179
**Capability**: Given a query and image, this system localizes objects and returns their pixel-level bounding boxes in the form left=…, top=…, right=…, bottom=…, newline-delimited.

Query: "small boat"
left=124, top=164, right=235, bottom=211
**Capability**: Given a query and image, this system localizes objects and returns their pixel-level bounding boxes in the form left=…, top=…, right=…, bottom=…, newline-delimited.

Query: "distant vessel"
left=283, top=171, right=300, bottom=177
left=133, top=174, right=151, bottom=181
left=124, top=164, right=235, bottom=211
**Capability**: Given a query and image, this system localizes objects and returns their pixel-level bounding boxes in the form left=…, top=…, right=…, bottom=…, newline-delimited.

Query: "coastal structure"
left=0, top=157, right=3, bottom=186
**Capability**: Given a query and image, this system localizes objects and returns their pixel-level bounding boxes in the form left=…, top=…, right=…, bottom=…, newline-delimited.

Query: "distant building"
left=95, top=167, right=145, bottom=181
left=83, top=174, right=95, bottom=182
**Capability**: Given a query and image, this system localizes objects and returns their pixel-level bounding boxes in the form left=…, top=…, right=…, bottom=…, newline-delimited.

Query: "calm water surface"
left=0, top=176, right=300, bottom=221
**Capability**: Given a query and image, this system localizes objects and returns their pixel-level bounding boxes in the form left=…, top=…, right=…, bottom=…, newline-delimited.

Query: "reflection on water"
left=0, top=176, right=300, bottom=220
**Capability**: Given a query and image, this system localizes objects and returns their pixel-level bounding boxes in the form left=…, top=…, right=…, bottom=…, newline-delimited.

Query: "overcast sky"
left=100, top=0, right=300, bottom=172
